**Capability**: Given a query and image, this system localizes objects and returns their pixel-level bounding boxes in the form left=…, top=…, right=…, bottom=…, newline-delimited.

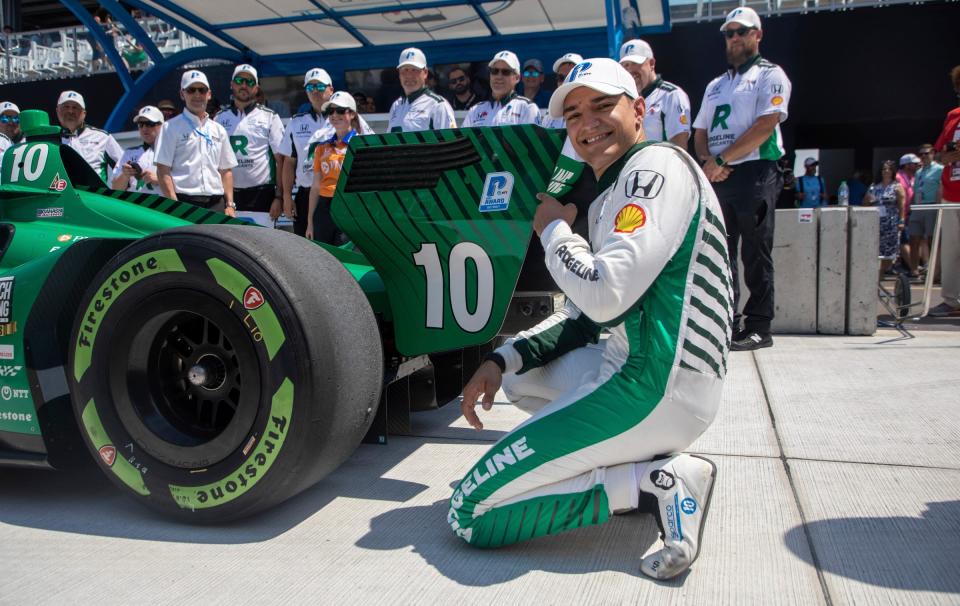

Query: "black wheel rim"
left=107, top=289, right=263, bottom=469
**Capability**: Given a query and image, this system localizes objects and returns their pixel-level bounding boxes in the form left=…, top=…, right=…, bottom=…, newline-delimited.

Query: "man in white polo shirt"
left=619, top=38, right=691, bottom=147
left=387, top=48, right=456, bottom=133
left=155, top=70, right=238, bottom=216
left=57, top=90, right=124, bottom=183
left=111, top=105, right=163, bottom=194
left=215, top=63, right=285, bottom=218
left=0, top=101, right=23, bottom=157
left=693, top=6, right=791, bottom=351
left=280, top=67, right=374, bottom=236
left=463, top=51, right=541, bottom=127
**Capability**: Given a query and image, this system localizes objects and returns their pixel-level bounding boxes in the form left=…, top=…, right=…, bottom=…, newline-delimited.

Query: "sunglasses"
left=449, top=75, right=466, bottom=84
left=185, top=87, right=209, bottom=95
left=723, top=26, right=756, bottom=39
left=489, top=67, right=516, bottom=77
left=0, top=115, right=19, bottom=124
left=232, top=76, right=256, bottom=87
left=522, top=69, right=542, bottom=77
left=323, top=107, right=350, bottom=117
left=305, top=82, right=329, bottom=93
left=137, top=121, right=161, bottom=128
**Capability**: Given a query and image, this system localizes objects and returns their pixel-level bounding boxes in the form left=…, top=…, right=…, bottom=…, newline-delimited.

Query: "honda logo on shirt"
left=625, top=170, right=665, bottom=199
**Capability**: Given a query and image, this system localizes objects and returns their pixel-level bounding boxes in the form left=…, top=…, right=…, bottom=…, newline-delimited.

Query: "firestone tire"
left=67, top=225, right=382, bottom=522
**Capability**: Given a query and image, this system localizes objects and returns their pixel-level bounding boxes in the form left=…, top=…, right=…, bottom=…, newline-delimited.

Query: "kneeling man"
left=451, top=58, right=733, bottom=580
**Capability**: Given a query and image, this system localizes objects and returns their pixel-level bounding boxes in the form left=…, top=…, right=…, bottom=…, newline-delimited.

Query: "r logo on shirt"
left=711, top=104, right=731, bottom=131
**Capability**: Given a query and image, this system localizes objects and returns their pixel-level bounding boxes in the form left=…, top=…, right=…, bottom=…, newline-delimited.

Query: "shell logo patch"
left=771, top=95, right=783, bottom=106
left=680, top=113, right=689, bottom=125
left=614, top=204, right=647, bottom=233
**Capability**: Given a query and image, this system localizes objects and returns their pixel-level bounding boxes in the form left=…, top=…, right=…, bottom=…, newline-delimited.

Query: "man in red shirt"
left=930, top=65, right=960, bottom=316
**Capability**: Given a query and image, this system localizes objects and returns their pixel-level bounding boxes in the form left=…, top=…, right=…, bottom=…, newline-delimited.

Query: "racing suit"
left=448, top=142, right=732, bottom=547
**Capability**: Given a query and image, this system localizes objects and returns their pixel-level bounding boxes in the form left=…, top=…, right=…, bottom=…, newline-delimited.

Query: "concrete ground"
left=2, top=329, right=959, bottom=605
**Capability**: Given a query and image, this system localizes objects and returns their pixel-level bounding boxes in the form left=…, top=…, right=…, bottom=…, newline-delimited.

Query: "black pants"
left=234, top=185, right=276, bottom=213
left=179, top=193, right=225, bottom=213
left=310, top=195, right=346, bottom=244
left=293, top=187, right=310, bottom=237
left=712, top=160, right=781, bottom=334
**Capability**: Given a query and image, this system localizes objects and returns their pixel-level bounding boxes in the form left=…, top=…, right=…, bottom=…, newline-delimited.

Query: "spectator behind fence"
left=848, top=168, right=870, bottom=205
left=619, top=38, right=691, bottom=148
left=387, top=48, right=456, bottom=133
left=897, top=153, right=921, bottom=271
left=863, top=159, right=905, bottom=277
left=157, top=99, right=179, bottom=121
left=306, top=92, right=359, bottom=244
left=693, top=7, right=791, bottom=351
left=215, top=64, right=285, bottom=220
left=520, top=58, right=551, bottom=108
left=463, top=51, right=540, bottom=127
left=155, top=70, right=238, bottom=216
left=929, top=65, right=960, bottom=317
left=795, top=157, right=826, bottom=208
left=543, top=52, right=583, bottom=129
left=57, top=90, right=123, bottom=183
left=908, top=144, right=942, bottom=279
left=445, top=66, right=485, bottom=111
left=776, top=157, right=797, bottom=209
left=110, top=105, right=162, bottom=194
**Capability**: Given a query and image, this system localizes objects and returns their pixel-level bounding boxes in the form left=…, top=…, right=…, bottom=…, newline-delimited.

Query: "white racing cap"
left=548, top=57, right=638, bottom=119
left=398, top=48, right=427, bottom=69
left=619, top=39, right=654, bottom=65
left=57, top=90, right=85, bottom=109
left=899, top=153, right=921, bottom=166
left=720, top=6, right=762, bottom=31
left=232, top=63, right=258, bottom=83
left=0, top=101, right=20, bottom=114
left=304, top=67, right=332, bottom=86
left=321, top=91, right=357, bottom=113
left=552, top=52, right=584, bottom=74
left=180, top=70, right=210, bottom=90
left=489, top=50, right=520, bottom=74
left=133, top=105, right=164, bottom=124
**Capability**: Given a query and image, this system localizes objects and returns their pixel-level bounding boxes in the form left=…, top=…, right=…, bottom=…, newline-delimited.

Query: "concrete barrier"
left=817, top=208, right=848, bottom=334
left=846, top=207, right=880, bottom=335
left=772, top=209, right=819, bottom=333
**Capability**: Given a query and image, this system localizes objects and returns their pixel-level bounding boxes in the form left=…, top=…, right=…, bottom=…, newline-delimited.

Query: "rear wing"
left=333, top=126, right=566, bottom=356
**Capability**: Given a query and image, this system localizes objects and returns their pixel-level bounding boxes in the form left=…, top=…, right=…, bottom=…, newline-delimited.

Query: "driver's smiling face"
left=562, top=88, right=645, bottom=177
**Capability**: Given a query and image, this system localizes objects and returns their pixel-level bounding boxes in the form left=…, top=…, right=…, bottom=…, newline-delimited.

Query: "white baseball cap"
left=0, top=101, right=19, bottom=114
left=619, top=39, right=654, bottom=65
left=398, top=48, right=427, bottom=69
left=232, top=63, right=258, bottom=83
left=304, top=67, right=332, bottom=87
left=57, top=90, right=85, bottom=109
left=548, top=57, right=639, bottom=119
left=321, top=91, right=357, bottom=113
left=489, top=50, right=520, bottom=74
left=804, top=157, right=818, bottom=167
left=133, top=105, right=164, bottom=124
left=899, top=153, right=921, bottom=166
left=181, top=70, right=210, bottom=90
left=553, top=53, right=584, bottom=74
left=720, top=6, right=762, bottom=31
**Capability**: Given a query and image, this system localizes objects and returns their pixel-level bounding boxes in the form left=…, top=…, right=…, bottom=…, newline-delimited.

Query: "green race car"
left=0, top=110, right=575, bottom=522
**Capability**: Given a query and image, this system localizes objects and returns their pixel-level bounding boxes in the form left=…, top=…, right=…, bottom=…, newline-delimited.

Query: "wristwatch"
left=714, top=154, right=727, bottom=167
left=226, top=201, right=237, bottom=209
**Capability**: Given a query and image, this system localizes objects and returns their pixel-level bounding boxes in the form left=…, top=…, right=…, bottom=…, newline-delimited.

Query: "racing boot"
left=638, top=454, right=717, bottom=580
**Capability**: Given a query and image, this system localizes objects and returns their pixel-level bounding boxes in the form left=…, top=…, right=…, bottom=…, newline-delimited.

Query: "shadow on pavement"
left=784, top=500, right=960, bottom=593
left=0, top=438, right=429, bottom=544
left=354, top=499, right=685, bottom=586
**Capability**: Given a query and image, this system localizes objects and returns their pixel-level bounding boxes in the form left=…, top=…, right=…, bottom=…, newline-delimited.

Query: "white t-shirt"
left=387, top=88, right=457, bottom=133
left=110, top=143, right=159, bottom=194
left=693, top=55, right=791, bottom=164
left=155, top=110, right=238, bottom=196
left=641, top=77, right=692, bottom=143
left=280, top=109, right=374, bottom=189
left=462, top=93, right=541, bottom=127
left=214, top=103, right=284, bottom=189
left=61, top=124, right=124, bottom=182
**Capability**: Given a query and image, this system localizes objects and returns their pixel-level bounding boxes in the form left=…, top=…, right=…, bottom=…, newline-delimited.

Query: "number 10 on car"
left=413, top=242, right=494, bottom=333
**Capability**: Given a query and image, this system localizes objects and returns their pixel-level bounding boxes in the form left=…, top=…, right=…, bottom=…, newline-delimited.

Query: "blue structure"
left=58, top=0, right=670, bottom=131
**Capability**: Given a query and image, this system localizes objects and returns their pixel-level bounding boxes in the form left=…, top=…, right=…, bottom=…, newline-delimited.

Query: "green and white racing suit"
left=448, top=142, right=732, bottom=547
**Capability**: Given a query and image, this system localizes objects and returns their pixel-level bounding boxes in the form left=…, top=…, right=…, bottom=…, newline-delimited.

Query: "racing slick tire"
left=67, top=225, right=383, bottom=522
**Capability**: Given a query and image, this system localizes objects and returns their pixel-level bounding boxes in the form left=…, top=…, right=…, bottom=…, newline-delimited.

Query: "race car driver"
left=452, top=58, right=732, bottom=580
